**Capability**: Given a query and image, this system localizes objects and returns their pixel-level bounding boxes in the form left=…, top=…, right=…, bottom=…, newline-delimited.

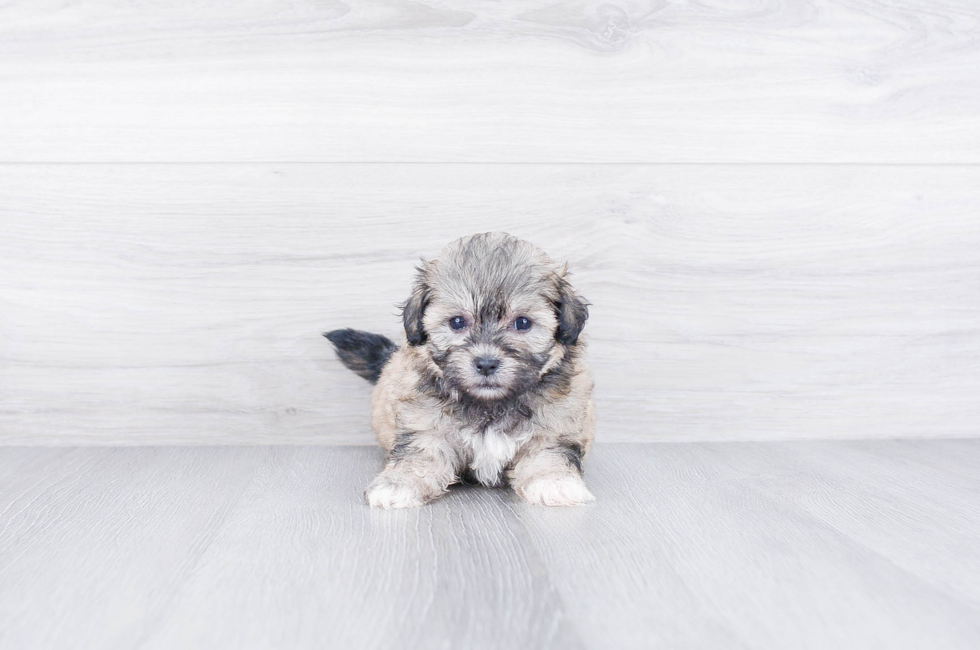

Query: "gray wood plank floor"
left=2, top=442, right=979, bottom=649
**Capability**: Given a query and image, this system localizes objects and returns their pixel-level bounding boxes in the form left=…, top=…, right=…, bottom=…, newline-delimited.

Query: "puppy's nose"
left=474, top=357, right=500, bottom=376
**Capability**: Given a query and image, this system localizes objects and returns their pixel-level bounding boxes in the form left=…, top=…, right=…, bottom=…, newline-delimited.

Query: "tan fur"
left=360, top=233, right=595, bottom=508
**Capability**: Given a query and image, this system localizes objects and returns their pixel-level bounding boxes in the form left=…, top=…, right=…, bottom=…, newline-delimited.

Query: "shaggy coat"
left=326, top=232, right=595, bottom=507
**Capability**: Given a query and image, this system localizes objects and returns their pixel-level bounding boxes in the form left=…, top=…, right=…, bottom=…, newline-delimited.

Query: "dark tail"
left=323, top=328, right=398, bottom=383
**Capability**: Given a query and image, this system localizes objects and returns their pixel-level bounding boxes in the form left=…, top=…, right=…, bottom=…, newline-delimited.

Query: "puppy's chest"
left=461, top=425, right=530, bottom=487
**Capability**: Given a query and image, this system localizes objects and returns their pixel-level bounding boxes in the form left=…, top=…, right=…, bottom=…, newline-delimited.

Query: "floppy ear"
left=401, top=264, right=431, bottom=346
left=553, top=273, right=589, bottom=346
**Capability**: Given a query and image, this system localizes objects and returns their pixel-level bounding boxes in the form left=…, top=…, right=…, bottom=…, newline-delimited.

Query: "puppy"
left=325, top=232, right=595, bottom=508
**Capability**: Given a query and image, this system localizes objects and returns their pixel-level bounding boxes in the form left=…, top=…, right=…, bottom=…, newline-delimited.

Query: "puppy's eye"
left=449, top=316, right=468, bottom=331
left=512, top=317, right=532, bottom=331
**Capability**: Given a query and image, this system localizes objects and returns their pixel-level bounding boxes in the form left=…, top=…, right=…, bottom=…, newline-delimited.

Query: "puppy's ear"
left=553, top=271, right=589, bottom=346
left=401, top=263, right=432, bottom=346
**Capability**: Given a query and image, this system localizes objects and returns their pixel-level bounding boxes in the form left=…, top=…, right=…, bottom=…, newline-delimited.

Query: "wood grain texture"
left=1, top=0, right=980, bottom=162
left=0, top=447, right=264, bottom=649
left=1, top=442, right=979, bottom=649
left=2, top=164, right=979, bottom=444
left=137, top=447, right=580, bottom=650
left=521, top=441, right=980, bottom=649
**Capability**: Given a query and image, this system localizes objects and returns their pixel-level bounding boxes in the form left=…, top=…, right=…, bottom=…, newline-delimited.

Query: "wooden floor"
left=2, top=3, right=979, bottom=647
left=2, top=441, right=980, bottom=649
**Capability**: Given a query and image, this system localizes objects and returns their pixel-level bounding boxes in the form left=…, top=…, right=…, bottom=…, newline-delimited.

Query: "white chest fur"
left=465, top=427, right=530, bottom=487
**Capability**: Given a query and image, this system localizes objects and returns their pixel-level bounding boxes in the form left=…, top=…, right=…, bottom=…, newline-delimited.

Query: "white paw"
left=365, top=477, right=426, bottom=509
left=518, top=474, right=596, bottom=507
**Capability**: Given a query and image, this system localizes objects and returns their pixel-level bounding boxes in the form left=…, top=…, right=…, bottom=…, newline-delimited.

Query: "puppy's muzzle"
left=474, top=356, right=500, bottom=376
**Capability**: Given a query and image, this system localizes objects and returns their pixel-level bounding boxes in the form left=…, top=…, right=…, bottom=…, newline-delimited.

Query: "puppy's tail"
left=323, top=328, right=398, bottom=384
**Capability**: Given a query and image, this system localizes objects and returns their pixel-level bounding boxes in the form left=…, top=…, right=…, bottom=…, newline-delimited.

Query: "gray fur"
left=337, top=232, right=596, bottom=508
left=323, top=329, right=397, bottom=383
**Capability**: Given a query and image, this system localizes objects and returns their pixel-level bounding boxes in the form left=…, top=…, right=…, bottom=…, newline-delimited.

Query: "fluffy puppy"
left=325, top=232, right=595, bottom=508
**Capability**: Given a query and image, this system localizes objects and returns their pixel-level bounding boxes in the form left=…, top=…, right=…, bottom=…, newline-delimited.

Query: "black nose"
left=474, top=357, right=500, bottom=376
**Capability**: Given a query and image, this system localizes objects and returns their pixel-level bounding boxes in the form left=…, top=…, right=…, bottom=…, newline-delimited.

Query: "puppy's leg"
left=365, top=435, right=458, bottom=509
left=509, top=440, right=595, bottom=507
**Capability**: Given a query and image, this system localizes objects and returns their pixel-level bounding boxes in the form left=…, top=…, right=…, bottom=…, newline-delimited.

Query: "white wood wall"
left=1, top=0, right=978, bottom=444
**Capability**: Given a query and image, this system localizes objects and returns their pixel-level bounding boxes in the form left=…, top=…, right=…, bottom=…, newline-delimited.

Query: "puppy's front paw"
left=517, top=474, right=596, bottom=507
left=365, top=476, right=426, bottom=509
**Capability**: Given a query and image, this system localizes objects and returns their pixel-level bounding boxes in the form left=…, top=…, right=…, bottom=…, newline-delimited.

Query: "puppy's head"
left=402, top=232, right=588, bottom=402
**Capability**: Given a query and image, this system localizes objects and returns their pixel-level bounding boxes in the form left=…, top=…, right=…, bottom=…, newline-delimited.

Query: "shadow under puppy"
left=325, top=232, right=595, bottom=508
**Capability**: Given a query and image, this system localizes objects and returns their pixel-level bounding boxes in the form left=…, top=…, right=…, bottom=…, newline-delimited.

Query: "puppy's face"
left=402, top=233, right=588, bottom=402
